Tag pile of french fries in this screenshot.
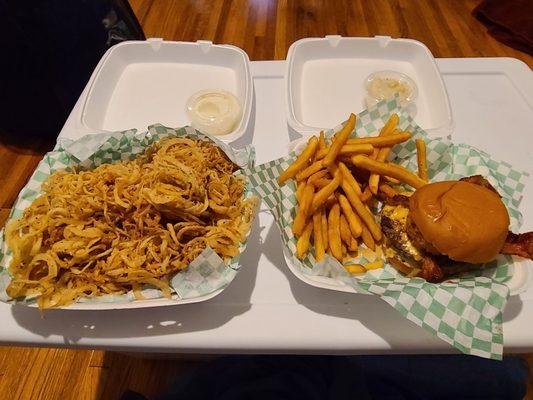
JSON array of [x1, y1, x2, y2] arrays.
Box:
[[278, 113, 429, 274]]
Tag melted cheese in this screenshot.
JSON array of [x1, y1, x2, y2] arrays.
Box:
[[385, 247, 396, 259], [383, 204, 423, 261]]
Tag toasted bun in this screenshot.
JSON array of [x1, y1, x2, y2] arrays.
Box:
[[409, 181, 509, 264]]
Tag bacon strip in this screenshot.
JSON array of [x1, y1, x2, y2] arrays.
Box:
[[420, 256, 444, 282], [383, 194, 410, 208], [459, 175, 501, 196], [501, 232, 533, 259]]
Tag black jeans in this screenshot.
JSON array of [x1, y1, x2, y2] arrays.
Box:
[[121, 354, 528, 400]]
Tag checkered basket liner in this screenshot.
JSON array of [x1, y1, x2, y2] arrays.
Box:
[[245, 98, 529, 359], [0, 125, 257, 305]]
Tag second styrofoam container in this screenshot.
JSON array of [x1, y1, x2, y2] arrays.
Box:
[[286, 35, 453, 136], [79, 39, 253, 143], [285, 136, 531, 296]]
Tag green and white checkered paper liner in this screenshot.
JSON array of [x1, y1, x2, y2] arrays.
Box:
[[0, 125, 257, 306], [245, 98, 529, 359]]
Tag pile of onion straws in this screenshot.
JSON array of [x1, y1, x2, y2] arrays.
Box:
[[5, 137, 257, 309]]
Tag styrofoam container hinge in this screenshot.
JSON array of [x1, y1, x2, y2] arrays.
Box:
[[375, 35, 392, 47], [197, 40, 213, 53], [147, 37, 163, 50], [325, 35, 342, 47]]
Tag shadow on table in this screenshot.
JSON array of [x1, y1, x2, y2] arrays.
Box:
[[261, 223, 438, 349], [10, 217, 263, 344], [261, 222, 524, 349], [504, 295, 523, 323]]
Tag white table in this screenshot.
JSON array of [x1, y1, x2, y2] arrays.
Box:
[[1, 59, 532, 354]]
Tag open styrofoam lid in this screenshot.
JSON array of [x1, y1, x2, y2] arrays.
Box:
[[81, 39, 253, 143], [286, 36, 453, 136]]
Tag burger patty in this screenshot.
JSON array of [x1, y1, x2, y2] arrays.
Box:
[[381, 204, 422, 263], [381, 203, 445, 282], [406, 215, 440, 255]]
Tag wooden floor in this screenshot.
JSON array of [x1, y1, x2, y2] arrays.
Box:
[[1, 1, 532, 399]]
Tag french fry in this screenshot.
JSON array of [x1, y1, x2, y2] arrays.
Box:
[[349, 236, 359, 252], [345, 264, 366, 274], [325, 160, 339, 178], [328, 203, 343, 261], [315, 146, 329, 160], [321, 208, 328, 250], [323, 113, 356, 167], [364, 259, 383, 270], [296, 160, 324, 181], [379, 113, 399, 136], [361, 224, 376, 250], [296, 180, 307, 203], [351, 155, 427, 189], [292, 184, 314, 236], [388, 257, 412, 275], [338, 162, 362, 196], [318, 144, 372, 161], [368, 128, 399, 194], [310, 169, 342, 213], [416, 139, 429, 182], [345, 132, 411, 147], [325, 194, 337, 208], [307, 169, 329, 185], [337, 194, 363, 238], [318, 131, 327, 151], [338, 144, 374, 156], [312, 178, 333, 189], [360, 187, 373, 202], [383, 175, 400, 184], [342, 243, 347, 258], [279, 136, 319, 184], [340, 214, 352, 245], [313, 131, 326, 162], [378, 183, 398, 198], [296, 222, 313, 259], [338, 155, 354, 164], [340, 180, 382, 242], [312, 210, 325, 261], [301, 184, 315, 213]]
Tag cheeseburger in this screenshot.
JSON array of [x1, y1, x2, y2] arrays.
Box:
[[381, 175, 533, 282]]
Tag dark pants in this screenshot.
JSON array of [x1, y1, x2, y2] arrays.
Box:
[[121, 355, 528, 400]]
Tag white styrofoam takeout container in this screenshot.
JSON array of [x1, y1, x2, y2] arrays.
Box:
[[77, 39, 253, 143], [285, 136, 532, 296], [19, 39, 254, 309], [286, 35, 453, 137]]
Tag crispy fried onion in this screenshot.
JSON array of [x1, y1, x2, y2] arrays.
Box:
[[5, 137, 258, 309]]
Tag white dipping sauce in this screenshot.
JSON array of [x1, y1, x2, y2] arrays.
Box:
[[186, 89, 242, 136], [365, 71, 418, 112]]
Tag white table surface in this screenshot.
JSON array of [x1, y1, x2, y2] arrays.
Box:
[[1, 59, 532, 354]]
